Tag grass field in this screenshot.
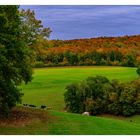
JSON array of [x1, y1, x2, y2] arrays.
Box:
[[1, 108, 140, 135], [0, 66, 140, 135], [21, 66, 137, 111], [47, 111, 140, 135]]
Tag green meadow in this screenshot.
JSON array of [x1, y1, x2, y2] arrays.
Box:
[[1, 110, 140, 135], [22, 66, 137, 111], [1, 66, 140, 135]]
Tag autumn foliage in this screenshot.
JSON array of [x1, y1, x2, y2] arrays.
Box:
[[33, 35, 140, 67]]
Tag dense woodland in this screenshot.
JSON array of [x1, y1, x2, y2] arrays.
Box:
[[34, 35, 140, 67]]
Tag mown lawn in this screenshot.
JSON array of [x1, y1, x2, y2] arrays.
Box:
[[21, 66, 137, 111]]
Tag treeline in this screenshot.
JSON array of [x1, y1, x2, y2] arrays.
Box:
[[64, 76, 140, 117], [33, 35, 140, 67]]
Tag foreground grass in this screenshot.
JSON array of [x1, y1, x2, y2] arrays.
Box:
[[0, 107, 49, 135], [1, 108, 140, 135], [47, 111, 140, 135], [21, 66, 137, 111]]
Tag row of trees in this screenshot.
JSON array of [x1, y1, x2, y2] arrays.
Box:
[[32, 35, 140, 67], [64, 76, 140, 116], [37, 48, 137, 67]]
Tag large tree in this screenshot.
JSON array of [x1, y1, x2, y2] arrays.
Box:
[[0, 6, 32, 117], [19, 8, 52, 63]]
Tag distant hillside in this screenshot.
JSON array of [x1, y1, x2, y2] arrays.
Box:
[[34, 35, 140, 67], [49, 34, 140, 48]]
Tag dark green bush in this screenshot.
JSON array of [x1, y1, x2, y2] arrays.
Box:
[[136, 66, 140, 76], [33, 61, 45, 68], [64, 83, 85, 113], [64, 76, 140, 117]]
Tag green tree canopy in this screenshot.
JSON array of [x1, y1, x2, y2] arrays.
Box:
[[0, 6, 33, 117], [136, 66, 140, 76], [19, 9, 52, 46]]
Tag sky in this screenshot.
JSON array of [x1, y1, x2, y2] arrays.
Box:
[[20, 5, 140, 40]]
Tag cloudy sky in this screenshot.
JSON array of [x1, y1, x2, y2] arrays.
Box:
[[20, 5, 140, 40]]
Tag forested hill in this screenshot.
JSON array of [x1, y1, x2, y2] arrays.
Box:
[[34, 35, 140, 67], [49, 35, 140, 48]]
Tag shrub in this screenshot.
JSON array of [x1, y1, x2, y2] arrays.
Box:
[[64, 83, 84, 113], [136, 66, 140, 76], [134, 101, 140, 114], [64, 76, 140, 117], [108, 102, 121, 115], [122, 105, 135, 116], [33, 61, 45, 68], [85, 98, 96, 115]]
